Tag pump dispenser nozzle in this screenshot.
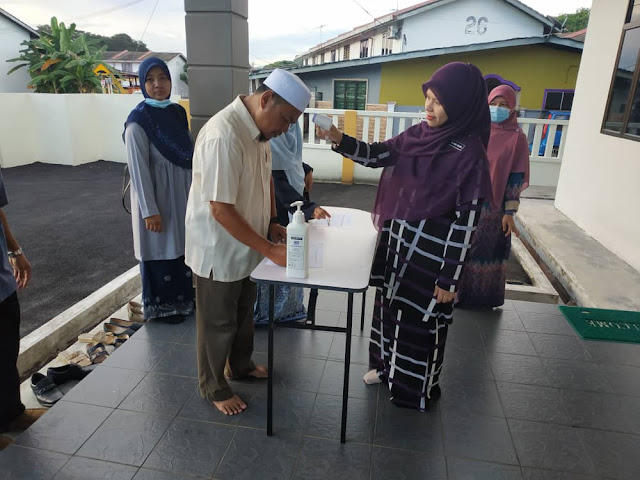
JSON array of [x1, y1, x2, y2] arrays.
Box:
[[290, 201, 305, 224]]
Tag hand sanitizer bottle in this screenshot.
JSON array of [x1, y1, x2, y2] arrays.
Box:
[[286, 201, 308, 279], [312, 113, 333, 131]]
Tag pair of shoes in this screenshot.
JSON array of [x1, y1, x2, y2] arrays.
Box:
[[30, 373, 63, 407], [86, 342, 112, 364], [109, 317, 143, 331], [104, 322, 136, 337], [78, 331, 116, 345], [128, 300, 143, 315], [46, 364, 97, 385], [58, 350, 92, 367]]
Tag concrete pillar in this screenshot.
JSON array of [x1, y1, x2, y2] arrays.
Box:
[[184, 0, 249, 137]]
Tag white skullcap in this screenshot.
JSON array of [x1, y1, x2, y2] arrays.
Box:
[[263, 68, 311, 113]]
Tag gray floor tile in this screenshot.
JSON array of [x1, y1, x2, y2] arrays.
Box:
[[328, 334, 371, 365], [512, 301, 561, 316], [508, 419, 596, 475], [441, 346, 494, 381], [521, 467, 600, 479], [0, 445, 70, 480], [442, 412, 518, 465], [77, 409, 172, 467], [292, 436, 372, 480], [375, 400, 443, 455], [151, 343, 197, 378], [131, 319, 191, 344], [597, 363, 640, 396], [269, 328, 335, 359], [489, 352, 552, 387], [482, 330, 537, 356], [305, 393, 376, 443], [319, 361, 379, 400], [52, 457, 137, 480], [238, 388, 316, 433], [579, 428, 640, 480], [142, 418, 235, 478], [371, 447, 447, 480], [14, 401, 112, 455], [497, 382, 571, 425], [177, 383, 261, 426], [214, 429, 301, 480], [119, 373, 197, 417], [446, 321, 485, 350], [519, 312, 576, 336], [583, 341, 640, 367], [307, 308, 342, 328], [336, 312, 373, 337], [133, 469, 206, 480], [62, 365, 146, 408], [501, 300, 517, 311], [271, 354, 326, 393], [542, 358, 614, 393], [447, 457, 524, 479], [105, 338, 171, 372], [440, 377, 504, 417], [311, 290, 351, 312], [474, 309, 527, 333], [559, 389, 640, 434], [175, 323, 197, 345], [529, 333, 591, 361]]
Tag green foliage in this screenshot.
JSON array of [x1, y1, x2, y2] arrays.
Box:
[[556, 7, 590, 32], [37, 25, 148, 52], [263, 60, 298, 69], [179, 63, 188, 85], [8, 17, 106, 93]]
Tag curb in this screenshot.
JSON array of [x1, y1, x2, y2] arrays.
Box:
[[17, 266, 141, 380], [507, 235, 559, 304]]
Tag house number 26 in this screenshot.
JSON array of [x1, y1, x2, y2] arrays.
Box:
[[465, 16, 488, 35]]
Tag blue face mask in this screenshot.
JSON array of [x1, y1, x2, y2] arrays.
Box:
[[489, 105, 511, 123], [145, 98, 172, 108]]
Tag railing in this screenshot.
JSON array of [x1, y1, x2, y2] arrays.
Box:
[[301, 108, 570, 186]]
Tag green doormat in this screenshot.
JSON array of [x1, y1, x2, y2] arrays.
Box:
[[558, 306, 640, 343]]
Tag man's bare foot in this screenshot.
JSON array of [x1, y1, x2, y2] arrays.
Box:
[[213, 395, 247, 415], [249, 365, 268, 379]]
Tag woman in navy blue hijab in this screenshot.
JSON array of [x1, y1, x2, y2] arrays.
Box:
[[123, 57, 194, 323]]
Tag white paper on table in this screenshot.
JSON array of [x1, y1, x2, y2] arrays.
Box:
[[308, 214, 354, 228]]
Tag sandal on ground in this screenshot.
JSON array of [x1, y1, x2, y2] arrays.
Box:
[[78, 331, 116, 344], [109, 317, 143, 331], [114, 334, 129, 348], [86, 342, 110, 364], [58, 350, 93, 367], [128, 300, 143, 314], [104, 323, 136, 336]]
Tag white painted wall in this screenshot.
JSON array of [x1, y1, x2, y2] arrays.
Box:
[[555, 0, 640, 272], [402, 0, 544, 52], [0, 93, 179, 168], [0, 16, 34, 93]]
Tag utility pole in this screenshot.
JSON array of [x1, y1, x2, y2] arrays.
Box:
[[314, 24, 327, 43]]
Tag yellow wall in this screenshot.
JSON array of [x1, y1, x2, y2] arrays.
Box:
[[379, 45, 582, 110]]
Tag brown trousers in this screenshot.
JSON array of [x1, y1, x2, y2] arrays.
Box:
[[195, 274, 257, 402]]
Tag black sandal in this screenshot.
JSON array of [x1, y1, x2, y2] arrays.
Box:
[[86, 342, 110, 364]]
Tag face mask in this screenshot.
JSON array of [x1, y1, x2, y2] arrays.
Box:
[[145, 98, 172, 108], [489, 105, 511, 123]]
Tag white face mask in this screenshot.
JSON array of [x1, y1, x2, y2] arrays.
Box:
[[489, 105, 511, 123]]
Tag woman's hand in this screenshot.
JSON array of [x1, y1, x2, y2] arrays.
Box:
[[502, 215, 516, 237], [434, 286, 456, 304], [10, 254, 31, 289], [145, 214, 162, 233], [313, 207, 331, 220], [316, 125, 343, 145]]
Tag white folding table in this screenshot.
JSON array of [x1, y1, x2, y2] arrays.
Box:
[[250, 206, 378, 443]]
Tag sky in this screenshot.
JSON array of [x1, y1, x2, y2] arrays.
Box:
[[2, 0, 593, 66]]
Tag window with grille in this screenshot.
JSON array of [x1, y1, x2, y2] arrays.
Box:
[[334, 80, 367, 110], [343, 45, 350, 60], [543, 90, 574, 111], [360, 39, 370, 58], [381, 33, 393, 55], [602, 0, 640, 138]]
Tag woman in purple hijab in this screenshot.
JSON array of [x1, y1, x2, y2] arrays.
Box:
[[318, 62, 492, 411]]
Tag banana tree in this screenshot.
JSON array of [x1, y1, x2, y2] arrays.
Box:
[[7, 17, 106, 93]]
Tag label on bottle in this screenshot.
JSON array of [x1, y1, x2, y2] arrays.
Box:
[[287, 236, 305, 269]]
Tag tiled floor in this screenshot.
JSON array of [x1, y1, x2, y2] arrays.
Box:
[[2, 292, 640, 479]]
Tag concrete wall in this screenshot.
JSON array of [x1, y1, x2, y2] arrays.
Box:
[[379, 44, 581, 109], [0, 93, 180, 167], [0, 16, 34, 93], [402, 0, 544, 52], [555, 0, 640, 272]]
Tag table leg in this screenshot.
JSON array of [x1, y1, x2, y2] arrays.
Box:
[[360, 290, 366, 331], [341, 292, 354, 443], [306, 288, 318, 325], [267, 284, 275, 436]]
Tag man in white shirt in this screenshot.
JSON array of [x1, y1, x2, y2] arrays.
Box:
[[185, 69, 311, 415]]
